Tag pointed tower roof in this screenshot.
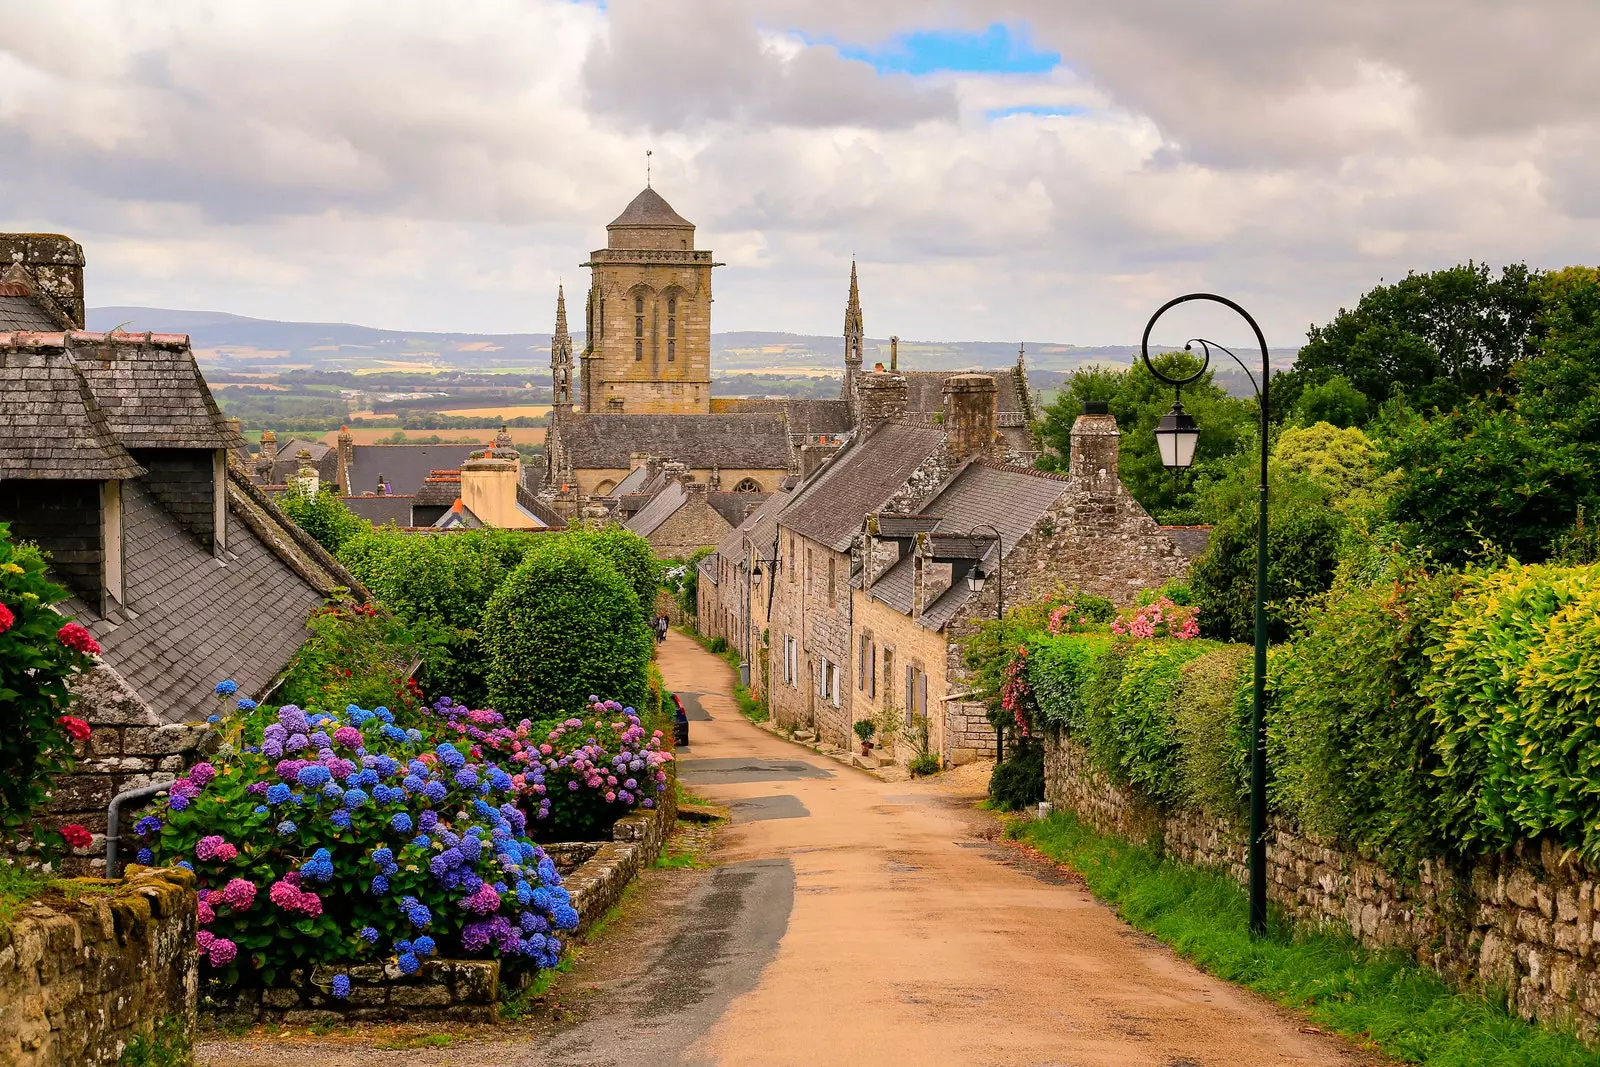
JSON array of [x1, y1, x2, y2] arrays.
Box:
[[608, 187, 694, 231], [552, 284, 571, 356], [845, 259, 864, 339]]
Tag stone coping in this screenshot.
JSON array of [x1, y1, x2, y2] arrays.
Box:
[[1, 866, 198, 1067], [210, 791, 680, 1024]]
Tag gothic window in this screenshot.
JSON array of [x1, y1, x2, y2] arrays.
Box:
[[732, 477, 762, 492], [668, 340, 675, 361], [635, 340, 643, 361], [666, 295, 677, 361], [634, 294, 644, 314]]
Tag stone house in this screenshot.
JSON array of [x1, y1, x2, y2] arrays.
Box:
[[0, 232, 368, 868], [623, 473, 769, 559], [851, 408, 1194, 768], [696, 487, 791, 696]]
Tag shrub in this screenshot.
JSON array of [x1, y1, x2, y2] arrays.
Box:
[[136, 699, 579, 985], [1190, 487, 1344, 643], [422, 696, 672, 843], [853, 719, 876, 743], [281, 485, 370, 556], [1107, 641, 1217, 806], [988, 740, 1045, 811], [908, 752, 940, 777], [708, 636, 727, 654], [1171, 646, 1252, 821], [1046, 592, 1116, 635], [566, 525, 661, 616], [275, 603, 428, 716], [1026, 633, 1112, 731], [482, 541, 653, 722], [1111, 596, 1199, 641], [0, 523, 100, 863]]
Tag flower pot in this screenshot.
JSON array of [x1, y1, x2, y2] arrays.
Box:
[[860, 741, 873, 756]]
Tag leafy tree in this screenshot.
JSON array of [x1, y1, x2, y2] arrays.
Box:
[[281, 485, 370, 556], [1036, 353, 1256, 521], [482, 541, 654, 722], [1293, 374, 1367, 428], [1273, 422, 1394, 514], [1281, 262, 1538, 420]]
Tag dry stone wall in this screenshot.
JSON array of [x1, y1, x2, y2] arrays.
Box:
[[0, 867, 197, 1067], [1044, 733, 1600, 1038]]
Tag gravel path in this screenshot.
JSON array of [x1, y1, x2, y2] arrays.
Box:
[[198, 632, 1384, 1066]]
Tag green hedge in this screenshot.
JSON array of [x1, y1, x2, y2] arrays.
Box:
[[1005, 558, 1600, 870]]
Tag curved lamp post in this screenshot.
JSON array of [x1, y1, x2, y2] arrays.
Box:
[[964, 522, 1005, 763], [1140, 293, 1271, 937]]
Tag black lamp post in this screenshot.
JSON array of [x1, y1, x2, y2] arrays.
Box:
[[965, 522, 1004, 763], [1140, 293, 1271, 937]]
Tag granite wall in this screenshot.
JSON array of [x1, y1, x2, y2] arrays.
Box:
[[1045, 733, 1600, 1038], [0, 866, 198, 1067]]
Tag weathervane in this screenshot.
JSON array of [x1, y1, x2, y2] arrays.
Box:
[[646, 149, 653, 188]]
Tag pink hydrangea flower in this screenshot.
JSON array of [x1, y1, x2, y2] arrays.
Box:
[[195, 835, 237, 862], [188, 762, 217, 788], [206, 937, 237, 966], [221, 878, 257, 910]]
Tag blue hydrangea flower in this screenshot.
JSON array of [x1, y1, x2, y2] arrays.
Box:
[[134, 815, 163, 836], [236, 698, 257, 711], [207, 715, 220, 724], [397, 952, 420, 975], [553, 904, 580, 930], [322, 781, 345, 800], [372, 847, 395, 868], [176, 860, 193, 871], [402, 774, 425, 793], [359, 926, 379, 944], [412, 935, 436, 957], [277, 820, 298, 836], [405, 728, 423, 743], [253, 805, 268, 814], [390, 812, 413, 834], [267, 783, 291, 805], [423, 781, 447, 803], [214, 679, 238, 696], [343, 788, 369, 810], [296, 765, 331, 789], [404, 903, 431, 928], [370, 874, 390, 894], [330, 809, 352, 828], [331, 974, 350, 999], [435, 743, 466, 769], [382, 725, 408, 742], [300, 848, 334, 883], [412, 834, 431, 849], [309, 731, 332, 749], [376, 706, 394, 724], [395, 938, 413, 954], [136, 848, 154, 864]]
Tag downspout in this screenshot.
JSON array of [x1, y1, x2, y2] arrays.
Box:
[[105, 781, 170, 878]]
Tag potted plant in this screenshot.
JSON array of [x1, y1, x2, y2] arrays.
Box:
[[853, 718, 876, 756]]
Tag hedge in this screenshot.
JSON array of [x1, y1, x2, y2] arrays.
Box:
[[1006, 559, 1600, 870]]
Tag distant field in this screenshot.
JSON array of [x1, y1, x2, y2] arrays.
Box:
[[434, 404, 551, 419], [319, 427, 547, 446], [211, 381, 288, 391]]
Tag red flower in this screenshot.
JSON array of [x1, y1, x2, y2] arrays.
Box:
[[58, 715, 91, 742], [57, 622, 101, 656], [0, 602, 13, 635], [60, 824, 92, 849]]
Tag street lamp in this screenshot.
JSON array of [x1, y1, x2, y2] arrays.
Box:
[[967, 522, 1004, 763], [1140, 293, 1271, 937]]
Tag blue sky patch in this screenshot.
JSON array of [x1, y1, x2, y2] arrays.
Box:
[[833, 23, 1060, 76], [985, 104, 1087, 120]]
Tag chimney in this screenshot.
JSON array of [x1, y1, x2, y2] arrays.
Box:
[[336, 426, 355, 494], [495, 424, 513, 450], [855, 370, 908, 439], [630, 450, 650, 472], [293, 448, 320, 496], [1070, 402, 1121, 492], [461, 448, 538, 528], [663, 461, 691, 485], [889, 335, 899, 371], [0, 233, 86, 327], [685, 480, 709, 503], [941, 373, 999, 463], [257, 429, 278, 480], [798, 441, 838, 480]]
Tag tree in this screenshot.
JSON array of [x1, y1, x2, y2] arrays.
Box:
[[1036, 353, 1256, 522], [1293, 374, 1367, 428], [1273, 422, 1394, 514], [1281, 262, 1539, 420], [281, 485, 370, 556], [482, 540, 654, 722]]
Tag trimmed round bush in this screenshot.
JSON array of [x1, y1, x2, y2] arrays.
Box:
[[482, 541, 654, 722], [566, 526, 661, 616]]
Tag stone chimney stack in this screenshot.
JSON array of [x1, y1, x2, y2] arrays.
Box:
[[855, 370, 908, 439], [630, 450, 650, 472], [293, 449, 319, 496], [257, 430, 278, 479], [663, 460, 691, 485], [798, 441, 837, 480], [941, 373, 999, 463], [336, 426, 355, 494], [911, 533, 930, 620], [0, 234, 85, 327], [1070, 401, 1121, 494], [461, 448, 538, 528]]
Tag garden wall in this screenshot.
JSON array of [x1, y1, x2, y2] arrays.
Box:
[[1045, 733, 1600, 1038], [0, 866, 198, 1067]]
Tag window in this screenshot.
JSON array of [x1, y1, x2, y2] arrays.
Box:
[[806, 547, 814, 593], [857, 634, 868, 691], [904, 665, 928, 727], [634, 340, 643, 361], [882, 647, 895, 706], [733, 477, 762, 492], [828, 555, 836, 604], [820, 657, 840, 707], [635, 294, 644, 314], [869, 642, 877, 699], [668, 340, 675, 362], [668, 296, 677, 316], [783, 635, 798, 687]]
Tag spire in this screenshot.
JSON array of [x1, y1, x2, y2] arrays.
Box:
[[844, 258, 864, 353], [551, 284, 574, 409]]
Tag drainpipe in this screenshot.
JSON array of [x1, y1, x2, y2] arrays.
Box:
[[105, 781, 169, 878]]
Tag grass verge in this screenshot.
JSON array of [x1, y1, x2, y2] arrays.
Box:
[[1015, 811, 1600, 1067], [680, 625, 769, 723]]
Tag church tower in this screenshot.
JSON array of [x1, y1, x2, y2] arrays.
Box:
[[580, 187, 718, 414], [842, 258, 865, 407], [551, 284, 574, 412]]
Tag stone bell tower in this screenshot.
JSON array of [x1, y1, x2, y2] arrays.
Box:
[[580, 187, 719, 414]]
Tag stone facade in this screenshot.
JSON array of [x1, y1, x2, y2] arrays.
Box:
[[1044, 734, 1600, 1038], [0, 866, 198, 1067], [849, 588, 951, 761], [768, 527, 857, 746], [47, 667, 217, 876]]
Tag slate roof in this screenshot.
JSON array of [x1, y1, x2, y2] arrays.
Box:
[[65, 478, 336, 723], [783, 399, 853, 438], [608, 188, 694, 231], [868, 460, 1070, 630], [342, 494, 414, 526], [711, 487, 791, 568], [903, 370, 1027, 423], [611, 464, 652, 498], [779, 422, 946, 553], [0, 290, 59, 331], [516, 485, 567, 529], [0, 346, 146, 479], [69, 335, 243, 450], [413, 471, 462, 508], [556, 413, 793, 471], [348, 445, 480, 498], [708, 492, 769, 528], [1161, 525, 1213, 560], [266, 439, 336, 486], [625, 482, 687, 538]]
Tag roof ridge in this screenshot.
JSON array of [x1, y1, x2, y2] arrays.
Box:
[[973, 456, 1071, 481]]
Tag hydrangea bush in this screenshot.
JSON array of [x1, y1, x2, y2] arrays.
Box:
[[136, 698, 580, 985], [423, 696, 673, 842]]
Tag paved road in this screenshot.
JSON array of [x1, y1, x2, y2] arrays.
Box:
[[199, 632, 1379, 1067]]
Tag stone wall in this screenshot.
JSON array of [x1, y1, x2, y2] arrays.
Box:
[[565, 774, 678, 934], [49, 666, 217, 876], [0, 866, 198, 1067], [1044, 733, 1600, 1037]]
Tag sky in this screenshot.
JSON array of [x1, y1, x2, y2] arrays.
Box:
[[2, 1, 1598, 347]]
